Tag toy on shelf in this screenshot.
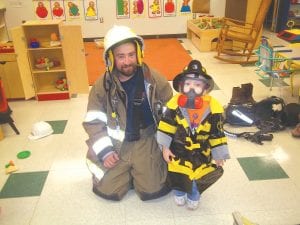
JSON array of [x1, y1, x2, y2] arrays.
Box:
[[29, 38, 40, 48], [55, 77, 68, 91], [35, 57, 54, 70], [35, 57, 61, 70], [50, 32, 61, 47], [5, 160, 18, 174]]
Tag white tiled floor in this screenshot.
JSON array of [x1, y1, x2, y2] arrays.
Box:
[[0, 31, 300, 225]]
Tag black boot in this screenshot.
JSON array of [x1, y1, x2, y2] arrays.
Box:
[[230, 87, 244, 105], [241, 83, 256, 104]]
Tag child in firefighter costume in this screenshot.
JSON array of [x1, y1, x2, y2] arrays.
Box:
[[157, 60, 230, 210]]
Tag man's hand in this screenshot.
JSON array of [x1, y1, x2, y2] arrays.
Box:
[[162, 147, 175, 163], [103, 152, 119, 168]]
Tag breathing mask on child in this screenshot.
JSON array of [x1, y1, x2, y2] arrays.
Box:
[[173, 60, 214, 109], [177, 76, 208, 109]]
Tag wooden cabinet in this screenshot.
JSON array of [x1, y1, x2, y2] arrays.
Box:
[[0, 8, 8, 44], [11, 20, 89, 101], [0, 8, 34, 99], [0, 53, 34, 99]]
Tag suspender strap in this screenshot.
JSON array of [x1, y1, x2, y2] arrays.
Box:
[[125, 68, 145, 142]]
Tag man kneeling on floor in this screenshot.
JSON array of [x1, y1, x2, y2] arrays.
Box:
[[82, 25, 173, 201]]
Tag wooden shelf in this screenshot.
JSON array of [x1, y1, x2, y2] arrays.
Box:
[[31, 68, 66, 74], [28, 46, 62, 51], [11, 20, 89, 101]]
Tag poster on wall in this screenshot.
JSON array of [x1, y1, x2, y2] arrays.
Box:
[[64, 0, 83, 20], [178, 0, 192, 15], [148, 0, 162, 18], [83, 0, 99, 20], [50, 0, 66, 20], [116, 0, 130, 19], [33, 0, 52, 20], [163, 0, 176, 17], [131, 0, 145, 18]]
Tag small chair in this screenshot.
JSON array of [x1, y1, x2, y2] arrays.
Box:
[[0, 79, 20, 135], [215, 0, 272, 64]]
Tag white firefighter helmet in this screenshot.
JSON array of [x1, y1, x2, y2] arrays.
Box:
[[103, 25, 144, 70]]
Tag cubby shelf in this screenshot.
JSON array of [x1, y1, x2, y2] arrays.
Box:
[[11, 20, 89, 101]]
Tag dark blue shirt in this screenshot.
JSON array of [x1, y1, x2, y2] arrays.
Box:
[[121, 74, 155, 135]]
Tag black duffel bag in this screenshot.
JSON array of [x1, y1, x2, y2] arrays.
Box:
[[225, 96, 286, 132]]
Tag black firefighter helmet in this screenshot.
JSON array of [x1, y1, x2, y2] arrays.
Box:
[[173, 60, 214, 93]]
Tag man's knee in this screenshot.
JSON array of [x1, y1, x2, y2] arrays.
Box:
[[136, 184, 171, 201], [92, 186, 124, 201], [92, 176, 130, 201]]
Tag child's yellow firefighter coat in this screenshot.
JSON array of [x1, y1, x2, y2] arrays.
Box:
[[157, 94, 230, 194]]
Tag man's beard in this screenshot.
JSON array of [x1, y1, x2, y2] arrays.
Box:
[[117, 64, 137, 77]]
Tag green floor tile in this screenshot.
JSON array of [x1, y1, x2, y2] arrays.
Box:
[[237, 156, 289, 181], [259, 78, 289, 87], [46, 120, 68, 134], [0, 171, 49, 198]]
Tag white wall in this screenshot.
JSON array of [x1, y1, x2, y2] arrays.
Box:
[[3, 0, 225, 39]]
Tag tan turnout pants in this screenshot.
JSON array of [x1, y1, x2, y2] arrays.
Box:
[[92, 126, 169, 201]]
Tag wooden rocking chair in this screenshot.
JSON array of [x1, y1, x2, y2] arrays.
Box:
[[214, 0, 272, 64]]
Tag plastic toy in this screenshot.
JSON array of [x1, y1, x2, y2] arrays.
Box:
[[5, 160, 18, 174], [35, 57, 54, 70], [55, 77, 68, 91], [30, 38, 40, 48], [50, 32, 61, 47], [17, 150, 31, 159]]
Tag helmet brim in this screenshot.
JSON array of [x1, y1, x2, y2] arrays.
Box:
[[173, 71, 214, 93]]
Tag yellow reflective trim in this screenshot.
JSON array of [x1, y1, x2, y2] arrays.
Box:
[[193, 164, 215, 180], [202, 95, 211, 102], [167, 94, 180, 110], [196, 135, 209, 140], [209, 137, 227, 146], [196, 122, 211, 133], [176, 115, 189, 129], [168, 159, 216, 180], [185, 137, 200, 150], [168, 159, 193, 177], [158, 121, 177, 134], [210, 97, 224, 113], [201, 148, 211, 157], [184, 161, 193, 169]]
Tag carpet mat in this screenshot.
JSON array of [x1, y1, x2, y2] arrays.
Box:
[[84, 38, 192, 85]]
